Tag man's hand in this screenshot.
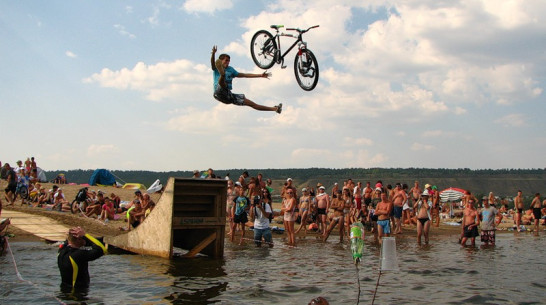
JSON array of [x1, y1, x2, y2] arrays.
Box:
[[212, 45, 217, 54], [262, 71, 271, 79], [69, 226, 86, 238]]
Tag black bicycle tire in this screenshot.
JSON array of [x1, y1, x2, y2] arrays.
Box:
[[250, 30, 277, 69], [294, 49, 319, 91], [19, 185, 28, 200]]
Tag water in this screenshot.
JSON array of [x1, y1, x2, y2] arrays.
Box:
[[1, 233, 544, 305]]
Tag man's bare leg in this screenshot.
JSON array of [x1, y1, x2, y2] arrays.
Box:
[[243, 99, 282, 113]]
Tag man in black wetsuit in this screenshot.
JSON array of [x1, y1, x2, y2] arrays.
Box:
[[58, 227, 106, 290]]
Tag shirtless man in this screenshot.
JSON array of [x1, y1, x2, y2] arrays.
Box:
[[238, 171, 249, 192], [461, 199, 480, 246], [246, 177, 262, 203], [363, 182, 373, 207], [315, 186, 330, 236], [323, 190, 345, 242], [409, 181, 421, 207], [354, 182, 363, 211], [530, 193, 541, 234], [414, 190, 431, 244], [375, 191, 393, 245], [431, 185, 441, 227], [295, 188, 312, 235], [514, 190, 524, 232], [392, 183, 407, 234]]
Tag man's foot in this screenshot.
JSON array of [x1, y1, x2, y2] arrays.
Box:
[[276, 103, 282, 114], [215, 59, 227, 88]]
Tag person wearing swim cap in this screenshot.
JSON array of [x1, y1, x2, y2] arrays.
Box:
[[58, 226, 106, 291]]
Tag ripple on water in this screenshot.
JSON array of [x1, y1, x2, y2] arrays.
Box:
[[2, 233, 544, 304]]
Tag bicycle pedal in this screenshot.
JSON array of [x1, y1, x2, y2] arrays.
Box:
[[281, 65, 287, 69]]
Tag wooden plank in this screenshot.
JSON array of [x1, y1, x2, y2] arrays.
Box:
[[172, 217, 225, 227], [2, 210, 69, 242], [182, 232, 217, 258]]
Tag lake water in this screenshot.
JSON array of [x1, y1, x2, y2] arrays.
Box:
[[1, 232, 544, 305]]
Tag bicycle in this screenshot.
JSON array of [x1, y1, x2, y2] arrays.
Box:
[[250, 25, 319, 91]]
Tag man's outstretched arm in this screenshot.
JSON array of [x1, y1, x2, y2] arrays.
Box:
[[211, 45, 217, 70]]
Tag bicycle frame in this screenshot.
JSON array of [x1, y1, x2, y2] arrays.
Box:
[[271, 25, 318, 66]]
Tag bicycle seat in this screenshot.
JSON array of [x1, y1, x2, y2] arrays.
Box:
[[270, 25, 284, 30]]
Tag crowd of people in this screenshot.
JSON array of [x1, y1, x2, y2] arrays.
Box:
[[0, 158, 156, 230], [211, 171, 546, 248]]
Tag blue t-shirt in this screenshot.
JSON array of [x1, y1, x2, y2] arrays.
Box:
[[213, 66, 238, 90], [234, 196, 249, 216]]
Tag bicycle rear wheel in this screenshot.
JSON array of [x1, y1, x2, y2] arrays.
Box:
[[250, 30, 277, 69], [294, 49, 319, 91]]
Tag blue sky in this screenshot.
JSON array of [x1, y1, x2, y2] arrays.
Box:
[[1, 0, 545, 171]]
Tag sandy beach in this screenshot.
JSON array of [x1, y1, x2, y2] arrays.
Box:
[[1, 179, 527, 245]]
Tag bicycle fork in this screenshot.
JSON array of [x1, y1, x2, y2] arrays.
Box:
[[297, 42, 313, 77]]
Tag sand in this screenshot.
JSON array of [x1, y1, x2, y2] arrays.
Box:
[[1, 179, 524, 244]]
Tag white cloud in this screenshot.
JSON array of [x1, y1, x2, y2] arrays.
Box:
[[182, 0, 233, 14], [411, 143, 436, 152], [65, 51, 77, 58], [114, 24, 136, 39], [83, 60, 210, 102], [87, 144, 119, 156], [343, 137, 373, 147], [494, 113, 527, 127]]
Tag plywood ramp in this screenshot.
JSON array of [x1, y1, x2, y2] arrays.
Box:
[[104, 177, 226, 259], [2, 210, 69, 242]]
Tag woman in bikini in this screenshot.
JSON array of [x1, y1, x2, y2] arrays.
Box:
[[414, 190, 431, 244], [226, 180, 237, 236], [282, 189, 297, 247], [342, 188, 354, 239], [295, 188, 312, 235]]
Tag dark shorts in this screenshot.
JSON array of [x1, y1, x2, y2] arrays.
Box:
[[364, 198, 371, 206], [517, 208, 523, 214], [533, 208, 541, 220], [5, 183, 16, 194], [393, 206, 403, 219], [213, 86, 245, 106], [480, 230, 495, 244], [463, 225, 479, 238], [317, 208, 327, 215], [233, 213, 248, 224]]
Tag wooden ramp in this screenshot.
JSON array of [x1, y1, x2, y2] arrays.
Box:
[[105, 177, 226, 259], [2, 210, 69, 242]]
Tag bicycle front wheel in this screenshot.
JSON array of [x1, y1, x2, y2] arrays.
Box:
[[294, 49, 319, 91], [250, 30, 277, 69]]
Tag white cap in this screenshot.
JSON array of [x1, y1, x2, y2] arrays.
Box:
[[319, 186, 326, 190], [287, 178, 293, 182]]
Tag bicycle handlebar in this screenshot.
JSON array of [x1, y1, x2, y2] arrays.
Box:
[[286, 25, 320, 33]]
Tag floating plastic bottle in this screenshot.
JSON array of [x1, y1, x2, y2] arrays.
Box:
[[350, 222, 365, 264]]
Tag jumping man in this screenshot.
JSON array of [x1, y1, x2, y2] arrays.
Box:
[[211, 46, 282, 114]]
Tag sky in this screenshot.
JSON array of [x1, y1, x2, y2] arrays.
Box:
[[1, 0, 545, 172]]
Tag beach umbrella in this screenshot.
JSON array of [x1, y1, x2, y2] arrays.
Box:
[[439, 187, 465, 203]]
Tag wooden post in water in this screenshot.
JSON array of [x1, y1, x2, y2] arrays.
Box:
[[105, 177, 226, 258]]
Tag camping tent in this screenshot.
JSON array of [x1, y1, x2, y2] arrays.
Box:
[[89, 169, 117, 186], [36, 167, 47, 182]]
